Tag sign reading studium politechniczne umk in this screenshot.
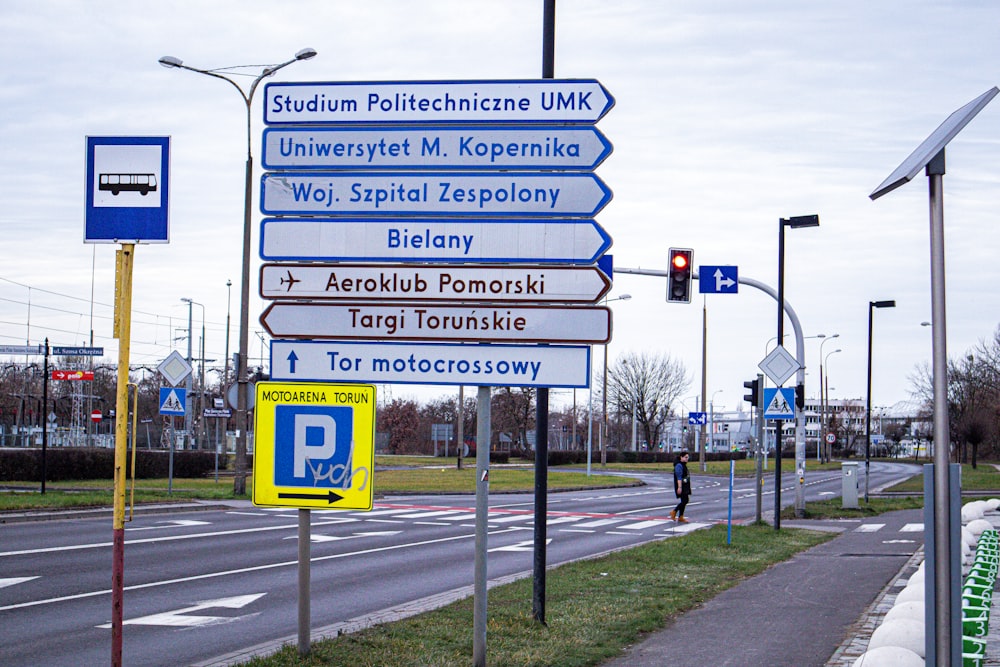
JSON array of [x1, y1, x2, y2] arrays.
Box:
[[259, 79, 615, 385]]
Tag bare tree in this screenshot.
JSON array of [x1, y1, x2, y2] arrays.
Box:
[[605, 350, 690, 449]]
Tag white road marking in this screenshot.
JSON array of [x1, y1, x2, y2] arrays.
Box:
[[901, 523, 924, 532], [97, 593, 266, 628], [0, 576, 38, 589], [855, 524, 885, 533]]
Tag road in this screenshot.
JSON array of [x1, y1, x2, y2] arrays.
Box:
[[0, 460, 918, 666]]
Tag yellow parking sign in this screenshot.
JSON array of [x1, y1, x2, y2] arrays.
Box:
[[252, 381, 376, 510]]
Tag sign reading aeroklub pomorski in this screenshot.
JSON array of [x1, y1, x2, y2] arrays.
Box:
[[259, 303, 611, 344], [260, 171, 611, 217], [263, 80, 615, 125]]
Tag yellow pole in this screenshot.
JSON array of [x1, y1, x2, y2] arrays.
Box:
[[111, 243, 134, 667]]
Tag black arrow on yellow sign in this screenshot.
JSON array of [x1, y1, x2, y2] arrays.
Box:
[[278, 490, 344, 504]]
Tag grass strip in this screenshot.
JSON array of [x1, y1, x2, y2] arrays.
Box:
[[237, 524, 831, 667]]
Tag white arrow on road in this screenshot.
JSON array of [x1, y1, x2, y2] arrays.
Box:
[[714, 268, 736, 291], [126, 519, 211, 532], [97, 593, 266, 628], [489, 539, 552, 553], [283, 530, 401, 543], [0, 577, 38, 590]]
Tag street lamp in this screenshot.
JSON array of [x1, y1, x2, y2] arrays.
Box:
[[821, 347, 841, 462], [160, 48, 317, 495], [600, 293, 631, 465], [708, 389, 723, 454], [865, 299, 895, 501], [181, 298, 205, 449], [774, 214, 819, 530], [818, 333, 840, 461], [224, 280, 232, 388]]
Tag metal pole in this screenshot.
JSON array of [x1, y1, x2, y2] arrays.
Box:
[[298, 508, 311, 656], [185, 298, 193, 449], [473, 386, 491, 667], [41, 339, 48, 494], [865, 302, 873, 502], [754, 373, 764, 523], [235, 150, 252, 496], [700, 301, 707, 471], [601, 341, 608, 466], [928, 149, 955, 666], [774, 220, 785, 531]]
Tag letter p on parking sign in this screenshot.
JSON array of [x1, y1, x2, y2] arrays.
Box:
[[253, 382, 376, 510]]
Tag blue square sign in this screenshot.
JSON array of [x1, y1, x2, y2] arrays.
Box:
[[273, 405, 354, 488], [85, 136, 170, 243]]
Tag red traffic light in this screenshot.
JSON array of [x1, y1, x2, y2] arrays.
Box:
[[667, 248, 693, 303], [671, 253, 689, 270]]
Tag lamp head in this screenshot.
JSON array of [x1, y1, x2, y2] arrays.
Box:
[[295, 48, 318, 61], [181, 297, 192, 304], [781, 214, 820, 228], [872, 300, 896, 309], [158, 56, 183, 68]]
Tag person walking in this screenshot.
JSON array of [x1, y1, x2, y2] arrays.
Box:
[[669, 450, 691, 523]]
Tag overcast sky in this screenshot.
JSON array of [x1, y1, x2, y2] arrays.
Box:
[[1, 0, 998, 417]]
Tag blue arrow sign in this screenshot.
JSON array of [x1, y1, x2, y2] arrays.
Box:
[[698, 265, 738, 294], [688, 411, 707, 425], [259, 218, 612, 264], [261, 125, 612, 171], [260, 172, 612, 217], [264, 79, 615, 125]]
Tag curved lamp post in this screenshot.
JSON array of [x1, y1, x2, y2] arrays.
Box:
[[159, 48, 317, 494], [599, 294, 631, 464], [817, 334, 840, 461], [821, 347, 841, 462], [866, 299, 895, 501]]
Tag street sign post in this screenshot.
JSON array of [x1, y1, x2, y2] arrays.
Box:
[[0, 345, 44, 355], [159, 387, 187, 416], [260, 302, 611, 344], [252, 381, 376, 510], [260, 171, 612, 217], [758, 345, 800, 386], [264, 79, 615, 125], [262, 125, 612, 171], [688, 411, 707, 425], [260, 218, 612, 264], [260, 263, 611, 303], [269, 340, 590, 387]]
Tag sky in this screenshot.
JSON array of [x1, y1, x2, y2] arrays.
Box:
[[1, 0, 999, 417]]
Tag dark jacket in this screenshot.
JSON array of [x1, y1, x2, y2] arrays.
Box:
[[673, 458, 691, 498]]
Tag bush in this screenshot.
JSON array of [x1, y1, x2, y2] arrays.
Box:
[[0, 448, 227, 481]]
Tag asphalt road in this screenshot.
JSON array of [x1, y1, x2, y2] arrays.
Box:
[[0, 460, 919, 666]]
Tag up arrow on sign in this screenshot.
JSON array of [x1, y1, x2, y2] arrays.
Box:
[[698, 265, 738, 294]]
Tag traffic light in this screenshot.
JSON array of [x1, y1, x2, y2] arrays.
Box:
[[795, 383, 804, 410], [743, 378, 759, 406], [667, 248, 693, 303]]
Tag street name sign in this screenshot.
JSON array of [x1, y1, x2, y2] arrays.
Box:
[[259, 302, 611, 344], [52, 346, 104, 356], [0, 345, 44, 355], [261, 125, 612, 171], [260, 171, 612, 217], [252, 381, 376, 511], [85, 136, 170, 244], [259, 218, 612, 264], [259, 263, 611, 303], [264, 79, 615, 125], [698, 265, 738, 294], [269, 340, 591, 387], [203, 408, 232, 418]]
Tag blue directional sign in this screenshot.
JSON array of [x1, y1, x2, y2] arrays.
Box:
[[698, 265, 738, 294], [688, 411, 707, 425], [260, 171, 612, 217], [264, 79, 615, 125], [85, 136, 170, 243], [259, 218, 612, 264], [763, 388, 795, 420], [261, 125, 613, 171], [52, 346, 104, 356], [159, 387, 187, 416]]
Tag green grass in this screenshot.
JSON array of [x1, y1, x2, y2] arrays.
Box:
[[882, 461, 1000, 493], [781, 494, 926, 520], [236, 524, 832, 667]]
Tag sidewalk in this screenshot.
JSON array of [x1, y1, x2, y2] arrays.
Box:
[[601, 509, 926, 667]]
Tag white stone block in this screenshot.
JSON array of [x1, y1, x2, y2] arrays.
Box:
[[851, 645, 925, 666], [868, 618, 925, 658]]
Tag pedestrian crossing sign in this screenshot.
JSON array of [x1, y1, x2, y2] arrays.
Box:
[[159, 387, 187, 416], [763, 387, 795, 420]]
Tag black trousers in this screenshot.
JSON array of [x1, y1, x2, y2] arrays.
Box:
[[674, 494, 689, 516]]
